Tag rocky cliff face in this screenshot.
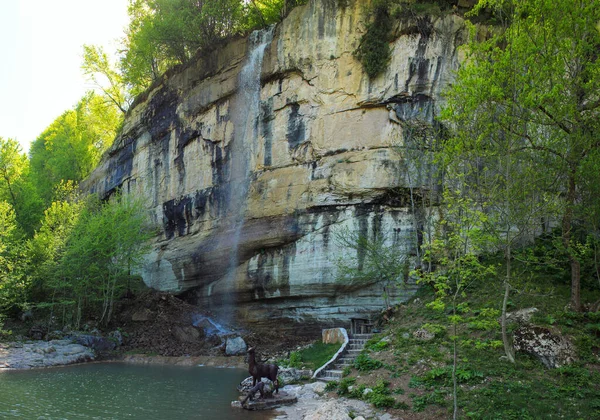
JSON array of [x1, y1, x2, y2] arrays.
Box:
[[83, 0, 466, 334]]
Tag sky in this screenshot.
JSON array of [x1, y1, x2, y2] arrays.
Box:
[[0, 0, 130, 153]]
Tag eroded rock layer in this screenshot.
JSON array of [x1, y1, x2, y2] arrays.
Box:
[[83, 0, 466, 332]]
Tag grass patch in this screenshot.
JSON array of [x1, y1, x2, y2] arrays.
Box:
[[283, 341, 341, 371]]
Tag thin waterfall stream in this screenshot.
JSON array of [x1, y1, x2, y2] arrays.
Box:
[[209, 26, 275, 326]]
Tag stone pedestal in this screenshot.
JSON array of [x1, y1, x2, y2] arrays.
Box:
[[232, 391, 298, 410]]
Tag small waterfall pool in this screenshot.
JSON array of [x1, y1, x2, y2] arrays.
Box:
[[0, 363, 272, 419]]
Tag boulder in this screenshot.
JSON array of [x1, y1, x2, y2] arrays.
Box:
[[304, 400, 352, 420], [278, 367, 312, 384], [109, 330, 124, 346], [307, 381, 327, 395], [29, 326, 45, 340], [72, 334, 116, 353], [172, 326, 202, 343], [131, 308, 153, 322], [322, 328, 346, 344], [502, 308, 538, 326], [513, 325, 575, 368], [413, 329, 435, 341], [225, 336, 247, 355]]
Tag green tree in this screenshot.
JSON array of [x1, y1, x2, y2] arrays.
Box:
[[119, 0, 293, 95], [0, 201, 29, 315], [419, 190, 495, 420], [445, 0, 600, 311], [27, 189, 84, 305], [29, 92, 120, 205], [48, 193, 153, 327], [0, 137, 27, 215], [82, 44, 131, 114], [0, 137, 42, 235]]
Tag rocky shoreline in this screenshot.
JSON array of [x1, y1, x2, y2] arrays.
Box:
[[272, 382, 395, 420], [0, 339, 95, 369]]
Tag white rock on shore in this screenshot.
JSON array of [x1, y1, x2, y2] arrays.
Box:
[[0, 340, 95, 369], [273, 382, 396, 420]]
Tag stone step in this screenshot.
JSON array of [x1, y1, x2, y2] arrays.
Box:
[[316, 376, 339, 382], [351, 334, 373, 340], [347, 343, 364, 350], [334, 364, 352, 369], [346, 349, 362, 355], [321, 370, 343, 379]]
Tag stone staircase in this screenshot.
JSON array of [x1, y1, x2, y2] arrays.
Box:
[[317, 333, 373, 382]]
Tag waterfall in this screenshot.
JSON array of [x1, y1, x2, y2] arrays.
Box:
[[210, 26, 274, 326]]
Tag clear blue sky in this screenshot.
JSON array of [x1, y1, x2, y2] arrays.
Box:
[[0, 0, 129, 153]]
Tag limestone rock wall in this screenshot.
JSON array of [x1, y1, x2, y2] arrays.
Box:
[[83, 0, 466, 333]]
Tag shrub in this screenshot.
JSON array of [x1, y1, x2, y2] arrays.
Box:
[[337, 377, 356, 396], [367, 380, 395, 408], [354, 353, 383, 371], [354, 0, 393, 78], [325, 380, 339, 392], [366, 338, 390, 352], [288, 351, 302, 368]]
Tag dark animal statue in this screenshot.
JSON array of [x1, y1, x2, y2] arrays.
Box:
[[247, 347, 279, 394], [240, 381, 272, 407]]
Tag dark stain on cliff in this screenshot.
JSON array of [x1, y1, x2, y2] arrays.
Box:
[[200, 140, 231, 217], [317, 0, 338, 39], [103, 138, 136, 197], [260, 98, 274, 167], [144, 87, 179, 143], [287, 102, 306, 150], [405, 17, 433, 93], [174, 126, 202, 184], [247, 245, 294, 300], [163, 195, 194, 239]]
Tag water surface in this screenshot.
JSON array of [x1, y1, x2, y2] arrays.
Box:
[[0, 363, 271, 419]]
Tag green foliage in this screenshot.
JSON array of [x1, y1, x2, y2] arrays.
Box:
[[82, 45, 131, 114], [421, 366, 483, 386], [337, 377, 356, 396], [354, 0, 393, 78], [353, 353, 383, 372], [445, 0, 600, 311], [368, 391, 396, 408], [324, 380, 339, 392], [0, 137, 42, 235], [0, 201, 29, 314], [365, 338, 389, 352], [411, 389, 447, 412], [281, 341, 340, 370], [421, 323, 446, 336], [468, 308, 500, 331], [342, 366, 352, 377], [287, 351, 302, 368], [29, 93, 121, 207], [120, 0, 298, 95], [43, 193, 154, 327]]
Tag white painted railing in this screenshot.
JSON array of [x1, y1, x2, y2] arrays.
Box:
[[312, 328, 349, 379]]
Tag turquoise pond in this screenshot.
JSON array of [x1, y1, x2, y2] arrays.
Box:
[[0, 363, 272, 419]]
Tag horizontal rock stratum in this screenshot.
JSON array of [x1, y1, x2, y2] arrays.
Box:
[[83, 0, 467, 333]]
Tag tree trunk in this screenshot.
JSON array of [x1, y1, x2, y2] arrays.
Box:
[[452, 310, 458, 420], [563, 173, 581, 311], [501, 248, 515, 363]]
